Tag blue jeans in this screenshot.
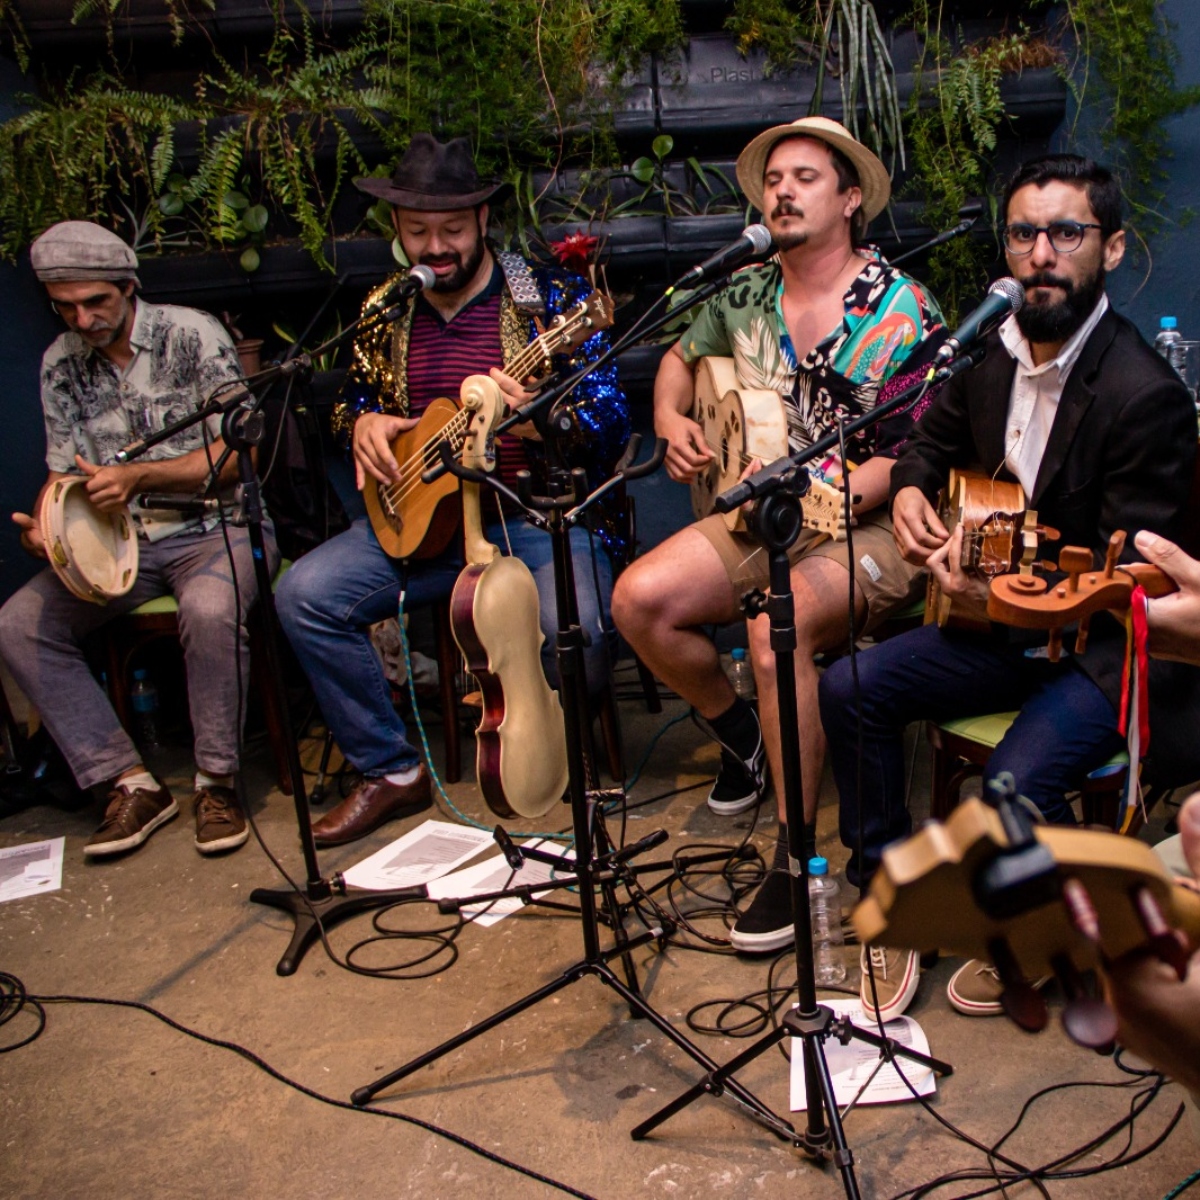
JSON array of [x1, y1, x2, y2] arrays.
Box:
[[818, 623, 1126, 891], [276, 517, 614, 776]]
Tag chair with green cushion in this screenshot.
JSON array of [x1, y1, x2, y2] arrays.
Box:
[[927, 710, 1133, 830], [104, 560, 295, 795]]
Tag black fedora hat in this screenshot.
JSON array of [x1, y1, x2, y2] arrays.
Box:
[[354, 133, 512, 211]]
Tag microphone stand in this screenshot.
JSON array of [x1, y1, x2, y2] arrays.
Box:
[[890, 208, 982, 267], [630, 356, 984, 1194], [119, 290, 432, 977]]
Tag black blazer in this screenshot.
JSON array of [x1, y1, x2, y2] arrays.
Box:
[[890, 305, 1198, 712]]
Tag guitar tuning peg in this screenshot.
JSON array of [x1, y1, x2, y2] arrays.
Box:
[[1062, 877, 1102, 946], [1052, 952, 1118, 1049], [988, 937, 1049, 1032], [1134, 886, 1191, 980]]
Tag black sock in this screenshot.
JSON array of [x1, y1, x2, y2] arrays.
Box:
[[774, 823, 790, 871], [707, 696, 760, 759]]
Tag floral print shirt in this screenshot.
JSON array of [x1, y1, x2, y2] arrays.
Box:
[[680, 252, 944, 462]]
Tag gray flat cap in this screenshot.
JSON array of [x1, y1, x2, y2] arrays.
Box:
[[30, 220, 140, 285]]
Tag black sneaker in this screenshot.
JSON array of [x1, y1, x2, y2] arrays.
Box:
[[729, 869, 795, 953], [694, 710, 767, 816], [84, 782, 178, 857]]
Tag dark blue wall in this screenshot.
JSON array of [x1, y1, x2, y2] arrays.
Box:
[[1054, 0, 1200, 341], [0, 58, 66, 603]]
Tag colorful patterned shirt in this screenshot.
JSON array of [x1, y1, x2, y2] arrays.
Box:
[[40, 300, 244, 540], [680, 251, 944, 462]]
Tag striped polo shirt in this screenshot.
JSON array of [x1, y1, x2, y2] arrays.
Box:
[[407, 263, 529, 494]]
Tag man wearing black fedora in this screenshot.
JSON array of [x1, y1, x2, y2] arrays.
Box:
[[276, 133, 629, 847]]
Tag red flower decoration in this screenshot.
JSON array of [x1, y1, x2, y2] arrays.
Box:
[[549, 232, 600, 274]]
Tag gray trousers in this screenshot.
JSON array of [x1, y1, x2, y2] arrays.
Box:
[[0, 524, 278, 790]]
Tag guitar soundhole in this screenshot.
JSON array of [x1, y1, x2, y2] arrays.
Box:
[[721, 436, 730, 475]]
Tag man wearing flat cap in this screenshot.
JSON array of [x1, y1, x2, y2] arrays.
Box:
[[276, 133, 629, 847], [0, 220, 278, 859], [612, 117, 945, 952]]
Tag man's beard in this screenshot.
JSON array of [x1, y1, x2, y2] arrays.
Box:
[[770, 201, 808, 252], [1015, 266, 1106, 343], [421, 235, 486, 294], [80, 299, 131, 348]]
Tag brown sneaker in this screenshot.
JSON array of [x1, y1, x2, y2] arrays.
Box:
[[947, 959, 1050, 1017], [193, 785, 249, 855], [85, 782, 178, 857], [859, 943, 920, 1021]]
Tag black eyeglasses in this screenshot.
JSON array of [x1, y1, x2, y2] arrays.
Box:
[[1002, 221, 1104, 255]]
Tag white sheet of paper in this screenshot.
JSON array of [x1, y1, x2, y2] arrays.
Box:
[[341, 819, 494, 891], [0, 837, 65, 902], [426, 839, 575, 927], [789, 997, 937, 1110]]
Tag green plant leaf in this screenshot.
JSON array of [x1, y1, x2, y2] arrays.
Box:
[[239, 246, 261, 273], [158, 193, 185, 216], [630, 157, 656, 184], [651, 134, 674, 160], [222, 189, 249, 211], [242, 204, 269, 233]]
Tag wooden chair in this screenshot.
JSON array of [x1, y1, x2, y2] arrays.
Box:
[[927, 710, 1135, 830], [104, 562, 296, 795]]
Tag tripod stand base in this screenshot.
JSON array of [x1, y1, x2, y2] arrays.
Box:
[[250, 883, 426, 976]]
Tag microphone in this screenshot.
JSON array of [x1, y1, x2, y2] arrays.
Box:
[[396, 263, 436, 297], [137, 492, 224, 515], [672, 224, 775, 291], [934, 276, 1025, 367]]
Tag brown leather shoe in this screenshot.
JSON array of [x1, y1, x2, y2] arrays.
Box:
[[311, 767, 433, 847]]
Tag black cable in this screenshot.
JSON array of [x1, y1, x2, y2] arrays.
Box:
[[4, 974, 597, 1199]]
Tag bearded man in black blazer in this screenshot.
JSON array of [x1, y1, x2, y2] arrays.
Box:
[[817, 154, 1200, 1022]]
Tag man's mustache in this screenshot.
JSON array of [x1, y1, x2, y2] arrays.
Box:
[[420, 253, 461, 268], [770, 202, 804, 220], [1023, 272, 1074, 293]]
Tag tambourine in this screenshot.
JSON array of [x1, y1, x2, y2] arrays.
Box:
[[40, 476, 138, 605]]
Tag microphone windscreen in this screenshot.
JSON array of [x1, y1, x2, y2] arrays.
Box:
[[988, 275, 1026, 313]]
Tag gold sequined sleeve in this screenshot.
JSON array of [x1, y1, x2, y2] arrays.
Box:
[[330, 273, 410, 447]]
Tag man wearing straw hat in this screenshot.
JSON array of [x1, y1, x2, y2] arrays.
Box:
[[0, 220, 277, 859], [612, 117, 944, 953]]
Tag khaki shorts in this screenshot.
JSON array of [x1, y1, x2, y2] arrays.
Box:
[[694, 508, 925, 635]]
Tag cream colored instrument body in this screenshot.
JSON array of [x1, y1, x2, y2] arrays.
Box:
[[690, 356, 846, 540], [449, 375, 569, 819], [41, 476, 138, 605]]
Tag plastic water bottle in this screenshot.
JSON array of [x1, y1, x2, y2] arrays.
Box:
[[1154, 316, 1182, 362], [728, 646, 756, 701], [809, 857, 846, 984], [130, 669, 160, 751]]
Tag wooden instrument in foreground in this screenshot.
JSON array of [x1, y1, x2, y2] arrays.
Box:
[[689, 356, 847, 541], [924, 468, 1036, 631], [853, 795, 1200, 1047], [364, 289, 614, 560], [41, 477, 138, 605], [987, 530, 1178, 660], [449, 375, 569, 819]]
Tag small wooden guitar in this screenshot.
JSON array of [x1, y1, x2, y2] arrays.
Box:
[[689, 356, 847, 541], [364, 290, 614, 560], [923, 468, 1043, 632], [448, 375, 569, 819], [987, 530, 1178, 661], [852, 795, 1200, 1047]]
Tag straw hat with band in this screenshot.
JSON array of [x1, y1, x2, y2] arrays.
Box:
[[354, 133, 512, 212], [736, 117, 891, 223]]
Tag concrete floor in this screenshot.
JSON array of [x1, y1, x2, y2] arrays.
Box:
[[2, 666, 1198, 1200]]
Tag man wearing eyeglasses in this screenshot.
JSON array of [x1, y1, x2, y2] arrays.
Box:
[[816, 154, 1200, 1022]]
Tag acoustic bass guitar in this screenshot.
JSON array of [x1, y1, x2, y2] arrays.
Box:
[[448, 375, 569, 819], [364, 290, 614, 560], [689, 356, 847, 541]]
